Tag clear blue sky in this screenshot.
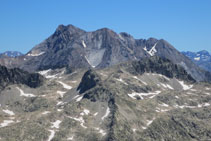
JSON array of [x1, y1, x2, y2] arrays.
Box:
[[0, 0, 211, 53]]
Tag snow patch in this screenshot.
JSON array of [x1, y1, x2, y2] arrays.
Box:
[[80, 109, 90, 116], [27, 52, 45, 57], [160, 83, 174, 90], [177, 80, 193, 90], [68, 116, 87, 128], [175, 96, 179, 99], [3, 109, 15, 116], [194, 57, 200, 61], [57, 91, 66, 98], [16, 87, 36, 97], [57, 81, 72, 89], [67, 136, 74, 140], [72, 95, 80, 100], [100, 73, 107, 77], [160, 103, 169, 107], [99, 129, 106, 136], [132, 76, 147, 85], [76, 96, 83, 102], [142, 126, 147, 130], [142, 118, 155, 130], [190, 89, 197, 92], [82, 40, 87, 48], [156, 108, 169, 112], [115, 78, 128, 85], [95, 128, 106, 136], [102, 107, 110, 120], [206, 88, 210, 90], [47, 130, 55, 141], [38, 69, 64, 79], [83, 109, 90, 115], [175, 103, 210, 109], [205, 92, 210, 95], [128, 91, 161, 100], [51, 120, 62, 129], [204, 103, 210, 106], [38, 69, 51, 76], [72, 94, 83, 102], [146, 119, 154, 126], [0, 120, 14, 128], [144, 43, 157, 56], [57, 109, 63, 112], [152, 73, 170, 81], [57, 101, 65, 106], [42, 111, 51, 115]]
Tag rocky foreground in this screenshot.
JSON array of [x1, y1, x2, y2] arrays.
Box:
[[0, 57, 211, 141]]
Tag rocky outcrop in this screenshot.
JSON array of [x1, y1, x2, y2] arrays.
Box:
[[0, 65, 44, 89], [77, 69, 101, 94], [125, 56, 195, 82]]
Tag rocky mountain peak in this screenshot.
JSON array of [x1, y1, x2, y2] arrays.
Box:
[[55, 24, 85, 33], [119, 32, 133, 38], [147, 37, 158, 43], [0, 24, 210, 82], [52, 24, 86, 40], [77, 69, 101, 94], [93, 27, 117, 39], [198, 50, 210, 56]]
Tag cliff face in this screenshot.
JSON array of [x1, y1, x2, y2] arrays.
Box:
[[0, 65, 44, 89]]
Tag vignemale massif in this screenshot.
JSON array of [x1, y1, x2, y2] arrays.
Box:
[[0, 24, 211, 141]]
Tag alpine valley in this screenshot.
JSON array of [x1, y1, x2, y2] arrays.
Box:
[[0, 25, 211, 141]]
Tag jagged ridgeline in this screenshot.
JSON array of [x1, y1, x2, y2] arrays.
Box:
[[124, 56, 195, 82], [0, 24, 211, 82]]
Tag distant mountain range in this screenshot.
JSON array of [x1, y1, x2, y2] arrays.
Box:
[[0, 24, 210, 82], [0, 51, 23, 58], [182, 50, 211, 72]]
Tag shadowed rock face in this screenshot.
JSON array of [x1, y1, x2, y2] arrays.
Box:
[[126, 56, 195, 83], [0, 65, 44, 89], [0, 24, 210, 82], [77, 69, 101, 94]]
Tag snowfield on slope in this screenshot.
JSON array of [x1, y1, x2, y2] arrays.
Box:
[[16, 87, 36, 97]]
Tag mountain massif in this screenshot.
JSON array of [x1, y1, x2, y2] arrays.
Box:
[[0, 24, 211, 141], [182, 50, 211, 72], [0, 24, 210, 82]]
